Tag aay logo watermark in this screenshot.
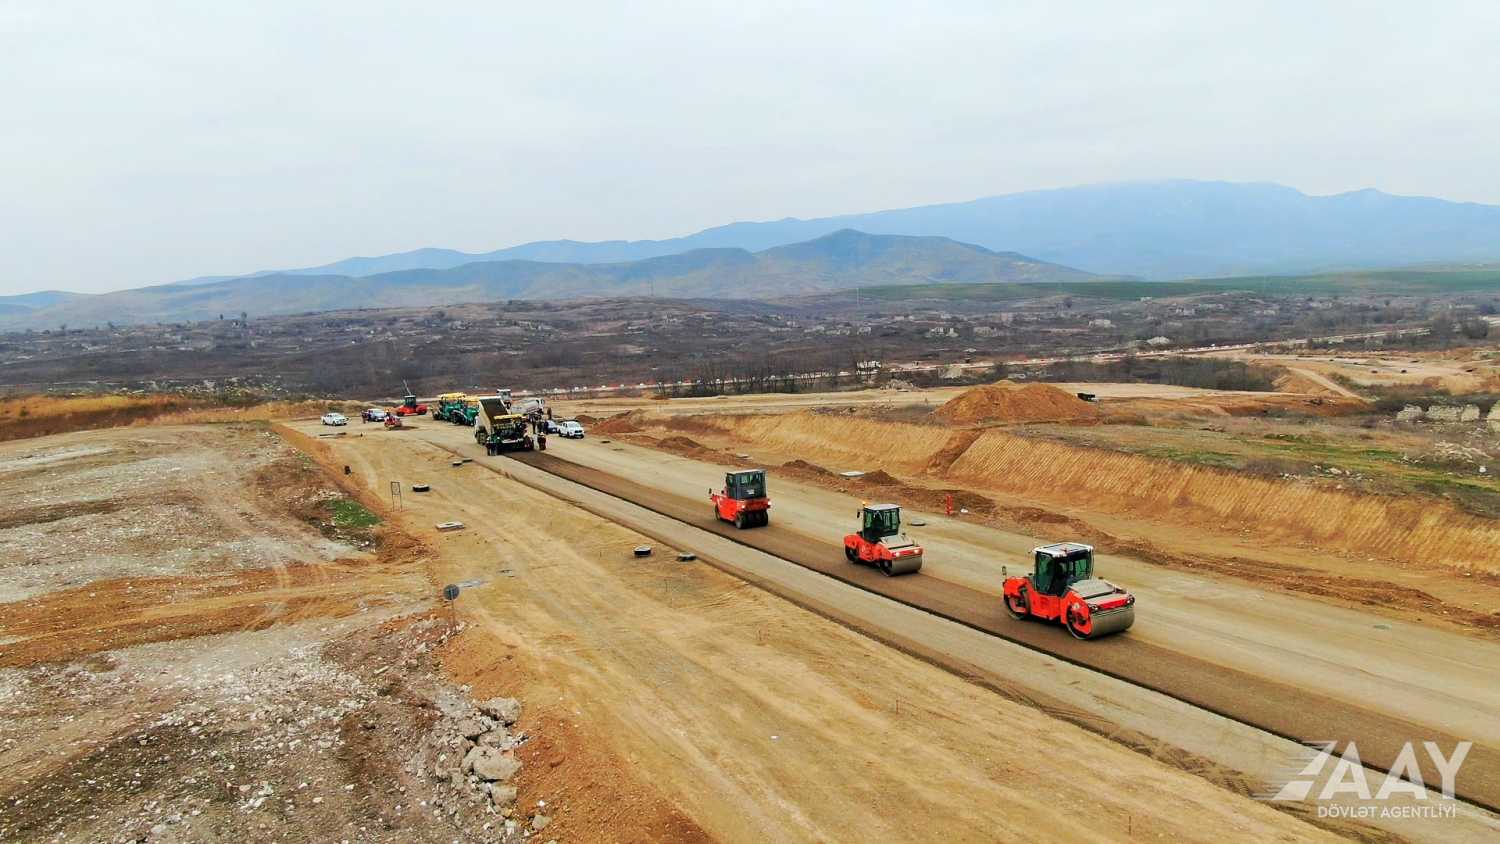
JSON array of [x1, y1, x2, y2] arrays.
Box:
[[1259, 740, 1470, 820]]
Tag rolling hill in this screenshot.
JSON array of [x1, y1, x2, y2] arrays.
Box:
[[208, 180, 1500, 283], [0, 290, 85, 318], [7, 230, 1096, 328]]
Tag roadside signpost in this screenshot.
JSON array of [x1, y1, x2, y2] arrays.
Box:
[[442, 583, 460, 630]]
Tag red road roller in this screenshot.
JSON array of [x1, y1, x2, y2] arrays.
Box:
[[1002, 542, 1135, 639], [844, 503, 923, 575], [711, 469, 771, 528]]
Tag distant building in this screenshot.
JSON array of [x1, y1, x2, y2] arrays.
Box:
[[1146, 335, 1173, 347]]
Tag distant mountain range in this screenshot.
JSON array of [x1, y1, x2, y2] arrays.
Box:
[[5, 230, 1095, 328], [0, 290, 84, 318], [175, 180, 1500, 284], [16, 179, 1500, 329]]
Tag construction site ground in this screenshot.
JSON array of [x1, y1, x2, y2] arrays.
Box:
[[287, 409, 1499, 841], [285, 419, 1353, 841], [1210, 348, 1500, 395], [0, 423, 692, 843], [6, 382, 1499, 841]]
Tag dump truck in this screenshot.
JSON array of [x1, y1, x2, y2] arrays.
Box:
[[1002, 542, 1135, 639], [711, 469, 770, 528], [843, 503, 923, 575], [473, 395, 534, 453]]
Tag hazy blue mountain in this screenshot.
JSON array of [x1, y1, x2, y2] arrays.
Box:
[[207, 180, 1500, 282], [0, 290, 83, 310], [10, 230, 1094, 328], [0, 290, 86, 318]]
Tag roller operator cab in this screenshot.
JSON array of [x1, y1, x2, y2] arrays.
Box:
[[711, 469, 771, 528], [843, 503, 923, 575], [1001, 543, 1135, 639]]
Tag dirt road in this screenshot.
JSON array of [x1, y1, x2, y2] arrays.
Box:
[[555, 380, 1360, 421], [1214, 350, 1500, 394], [291, 421, 1386, 842], [505, 441, 1500, 807], [298, 419, 1500, 841], [533, 433, 1500, 753]]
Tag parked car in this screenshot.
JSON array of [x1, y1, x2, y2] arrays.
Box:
[[321, 412, 348, 426], [558, 420, 585, 439], [543, 419, 561, 434], [361, 408, 388, 423]]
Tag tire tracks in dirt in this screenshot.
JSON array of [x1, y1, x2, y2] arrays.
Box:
[[496, 448, 1500, 814]]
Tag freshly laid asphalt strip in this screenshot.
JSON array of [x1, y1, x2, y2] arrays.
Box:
[[508, 449, 1500, 811]]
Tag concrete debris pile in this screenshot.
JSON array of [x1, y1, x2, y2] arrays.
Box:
[[418, 692, 547, 834], [363, 616, 555, 842], [1427, 404, 1483, 423], [1312, 464, 1369, 483], [1396, 404, 1425, 422], [1395, 401, 1496, 427], [1432, 441, 1491, 465]]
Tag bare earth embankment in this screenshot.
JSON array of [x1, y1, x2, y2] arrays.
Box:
[[8, 387, 1499, 841], [583, 384, 1500, 631]]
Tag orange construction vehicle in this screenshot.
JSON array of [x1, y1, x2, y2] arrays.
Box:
[[392, 380, 428, 416], [1002, 542, 1135, 639], [710, 469, 770, 528], [843, 503, 923, 575]]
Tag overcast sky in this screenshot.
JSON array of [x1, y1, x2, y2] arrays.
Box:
[[4, 1, 1499, 295]]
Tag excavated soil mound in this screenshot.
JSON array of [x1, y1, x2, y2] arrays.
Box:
[[781, 459, 834, 477], [847, 468, 999, 516], [658, 435, 707, 451], [1274, 371, 1342, 397], [575, 414, 600, 426], [637, 433, 721, 460], [595, 411, 646, 434], [780, 458, 840, 479], [936, 381, 1100, 425]]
